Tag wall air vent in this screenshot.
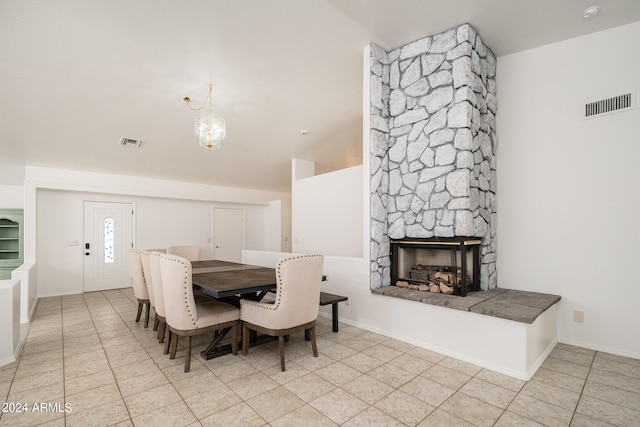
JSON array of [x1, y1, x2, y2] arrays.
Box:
[[119, 137, 144, 148], [585, 93, 634, 118]]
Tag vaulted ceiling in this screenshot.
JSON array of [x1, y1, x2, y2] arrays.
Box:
[[2, 0, 639, 192]]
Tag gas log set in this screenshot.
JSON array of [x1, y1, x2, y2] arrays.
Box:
[[395, 264, 471, 295], [390, 238, 482, 296]]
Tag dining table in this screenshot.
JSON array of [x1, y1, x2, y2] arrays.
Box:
[[191, 259, 278, 359]]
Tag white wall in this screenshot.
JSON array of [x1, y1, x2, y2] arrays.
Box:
[[292, 165, 363, 257], [26, 166, 291, 297], [0, 184, 23, 208], [496, 22, 640, 358]]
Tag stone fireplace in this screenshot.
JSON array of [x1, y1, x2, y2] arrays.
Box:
[[369, 23, 497, 292]]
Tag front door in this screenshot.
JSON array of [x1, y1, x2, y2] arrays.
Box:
[[83, 201, 134, 292], [213, 208, 245, 263]]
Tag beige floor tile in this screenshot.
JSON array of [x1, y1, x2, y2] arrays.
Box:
[[508, 393, 574, 427], [582, 378, 640, 411], [262, 360, 310, 385], [594, 351, 640, 368], [209, 359, 258, 383], [123, 383, 181, 418], [131, 399, 197, 427], [494, 410, 545, 426], [591, 356, 640, 379], [588, 367, 640, 394], [400, 376, 456, 407], [309, 387, 369, 425], [314, 361, 362, 386], [520, 379, 581, 411], [575, 394, 640, 426], [118, 368, 170, 397], [541, 356, 591, 379], [200, 402, 266, 427], [440, 392, 503, 427], [8, 368, 64, 395], [283, 372, 336, 402], [246, 386, 305, 422], [343, 406, 405, 426], [7, 381, 64, 405], [417, 407, 476, 426], [361, 342, 404, 362], [14, 358, 63, 380], [291, 353, 335, 372], [374, 389, 435, 425], [10, 290, 640, 427], [533, 366, 587, 393], [63, 357, 112, 381], [389, 353, 435, 375], [317, 343, 358, 361], [421, 364, 472, 389], [569, 412, 617, 426], [476, 368, 526, 393], [65, 383, 122, 413], [183, 383, 242, 419], [460, 377, 517, 409], [226, 372, 279, 401], [549, 347, 595, 366], [340, 352, 385, 373], [64, 368, 115, 396], [439, 357, 484, 376], [0, 400, 65, 427], [341, 374, 394, 405], [65, 398, 130, 427], [368, 362, 417, 388], [341, 336, 377, 352]]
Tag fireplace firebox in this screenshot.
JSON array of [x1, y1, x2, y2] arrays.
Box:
[[390, 237, 481, 296]]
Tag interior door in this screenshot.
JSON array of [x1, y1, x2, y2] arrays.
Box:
[[83, 201, 133, 292], [213, 208, 245, 263]]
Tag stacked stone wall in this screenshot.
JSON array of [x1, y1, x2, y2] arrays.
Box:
[[370, 23, 498, 290]]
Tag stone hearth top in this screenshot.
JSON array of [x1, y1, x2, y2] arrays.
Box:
[[371, 287, 560, 324]]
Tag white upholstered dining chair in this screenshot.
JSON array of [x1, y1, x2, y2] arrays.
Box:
[[160, 254, 240, 372], [128, 249, 150, 327], [240, 254, 324, 371], [166, 245, 200, 261], [149, 251, 169, 346], [138, 250, 160, 331]]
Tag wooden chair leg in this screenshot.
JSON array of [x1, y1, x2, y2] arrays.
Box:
[[153, 314, 159, 331], [185, 336, 192, 373], [136, 302, 143, 322], [170, 334, 178, 359], [144, 302, 150, 328], [231, 324, 238, 355], [278, 335, 286, 371], [157, 319, 165, 342], [242, 324, 250, 356], [164, 330, 172, 355], [310, 326, 318, 357]]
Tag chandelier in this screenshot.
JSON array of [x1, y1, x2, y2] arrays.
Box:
[[182, 84, 226, 149]]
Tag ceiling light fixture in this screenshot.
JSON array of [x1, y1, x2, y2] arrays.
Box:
[[182, 84, 226, 150], [583, 5, 600, 18]]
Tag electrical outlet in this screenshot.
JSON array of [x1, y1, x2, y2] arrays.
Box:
[[573, 310, 584, 323]]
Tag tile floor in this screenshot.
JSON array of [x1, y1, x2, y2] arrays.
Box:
[[1, 289, 639, 426]]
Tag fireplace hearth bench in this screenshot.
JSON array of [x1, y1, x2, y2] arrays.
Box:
[[371, 286, 560, 324]]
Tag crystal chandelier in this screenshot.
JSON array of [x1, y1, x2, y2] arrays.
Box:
[[182, 84, 226, 149]]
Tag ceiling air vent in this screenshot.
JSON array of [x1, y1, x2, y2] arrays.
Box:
[[119, 137, 144, 148], [585, 92, 634, 118]]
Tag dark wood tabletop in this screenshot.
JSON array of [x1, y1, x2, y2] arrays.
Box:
[[191, 260, 276, 298]]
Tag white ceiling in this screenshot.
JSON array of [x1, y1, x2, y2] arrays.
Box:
[[1, 0, 639, 193]]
